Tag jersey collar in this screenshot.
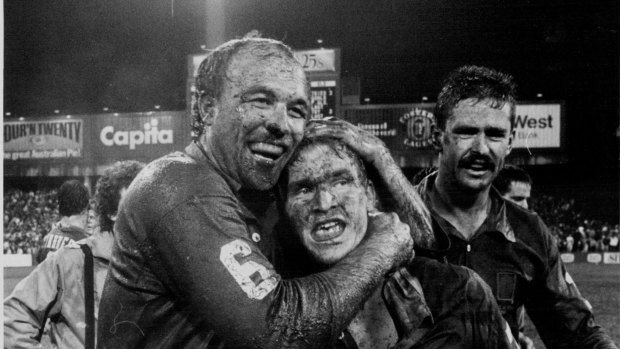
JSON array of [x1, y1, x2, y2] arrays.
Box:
[[416, 171, 516, 243]]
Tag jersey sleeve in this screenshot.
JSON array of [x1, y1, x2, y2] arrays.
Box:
[[4, 251, 64, 349], [525, 217, 617, 349]]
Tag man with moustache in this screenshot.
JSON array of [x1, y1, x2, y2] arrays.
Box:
[[97, 35, 415, 349], [310, 65, 616, 348], [278, 134, 520, 349], [415, 66, 615, 348]]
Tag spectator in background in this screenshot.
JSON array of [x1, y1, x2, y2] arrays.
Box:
[[493, 164, 532, 209], [87, 206, 100, 235], [565, 233, 575, 252], [4, 189, 58, 254], [609, 230, 619, 252], [4, 160, 145, 349], [35, 180, 91, 263]]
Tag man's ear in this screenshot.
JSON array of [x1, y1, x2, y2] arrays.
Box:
[[431, 124, 444, 152], [506, 129, 515, 155], [198, 96, 217, 127], [365, 180, 378, 212]]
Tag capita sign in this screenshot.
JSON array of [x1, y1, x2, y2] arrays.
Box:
[[93, 112, 186, 162], [4, 119, 83, 160], [99, 118, 173, 150]]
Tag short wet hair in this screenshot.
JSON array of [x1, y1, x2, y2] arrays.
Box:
[[434, 65, 517, 131], [191, 32, 304, 139], [58, 180, 90, 217], [95, 160, 145, 232], [279, 135, 368, 196], [493, 164, 532, 195]]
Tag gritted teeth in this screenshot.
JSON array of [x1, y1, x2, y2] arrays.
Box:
[[312, 219, 345, 242], [318, 221, 339, 230]]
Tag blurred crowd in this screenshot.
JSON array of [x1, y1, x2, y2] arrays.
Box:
[[530, 194, 619, 253], [4, 189, 59, 254], [3, 188, 619, 254]]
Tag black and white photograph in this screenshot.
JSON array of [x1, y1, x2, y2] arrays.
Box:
[[3, 1, 619, 348]]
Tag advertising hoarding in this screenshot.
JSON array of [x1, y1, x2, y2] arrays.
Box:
[[343, 103, 563, 151], [4, 119, 83, 161], [512, 104, 562, 149], [92, 112, 188, 162], [310, 80, 337, 119]]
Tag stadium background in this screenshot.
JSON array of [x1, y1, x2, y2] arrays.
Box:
[[4, 0, 619, 347]]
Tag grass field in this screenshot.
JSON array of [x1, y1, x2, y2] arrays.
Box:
[[524, 263, 620, 348], [4, 262, 619, 347]]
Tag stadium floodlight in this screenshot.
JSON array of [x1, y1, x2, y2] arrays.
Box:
[[154, 105, 161, 110], [5, 112, 11, 116], [103, 107, 109, 112], [54, 110, 60, 114], [66, 115, 72, 119], [422, 96, 429, 102], [537, 93, 543, 98], [19, 117, 25, 121]]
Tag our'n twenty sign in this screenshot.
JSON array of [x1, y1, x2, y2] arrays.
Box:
[[4, 119, 83, 160]]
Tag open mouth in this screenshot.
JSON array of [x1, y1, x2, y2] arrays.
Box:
[[461, 160, 493, 175], [249, 142, 285, 164], [311, 220, 346, 242]]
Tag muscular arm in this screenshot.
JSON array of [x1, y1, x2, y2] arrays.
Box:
[[113, 191, 412, 348], [305, 119, 436, 249], [370, 147, 436, 249]]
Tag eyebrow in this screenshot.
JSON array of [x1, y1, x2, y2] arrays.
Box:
[[241, 85, 309, 108], [240, 87, 276, 102], [288, 169, 355, 191], [451, 125, 508, 134]]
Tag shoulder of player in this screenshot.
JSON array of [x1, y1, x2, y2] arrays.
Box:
[[43, 242, 87, 268], [57, 225, 89, 240], [504, 199, 554, 248], [127, 152, 234, 208]]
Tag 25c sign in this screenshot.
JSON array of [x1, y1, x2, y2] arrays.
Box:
[[294, 49, 336, 72]]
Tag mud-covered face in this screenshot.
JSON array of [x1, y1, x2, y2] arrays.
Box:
[[503, 181, 531, 209], [208, 47, 309, 190], [438, 98, 513, 193], [285, 144, 375, 264]]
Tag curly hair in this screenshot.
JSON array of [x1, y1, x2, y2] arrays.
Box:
[[58, 180, 90, 217], [434, 65, 517, 131], [94, 160, 145, 232], [190, 32, 303, 139]]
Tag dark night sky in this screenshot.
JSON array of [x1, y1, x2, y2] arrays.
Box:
[[4, 0, 619, 213]]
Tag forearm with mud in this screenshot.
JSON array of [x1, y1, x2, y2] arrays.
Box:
[[372, 149, 436, 249], [265, 230, 408, 348]]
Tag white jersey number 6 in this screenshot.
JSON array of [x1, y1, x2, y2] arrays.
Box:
[[220, 239, 278, 300]]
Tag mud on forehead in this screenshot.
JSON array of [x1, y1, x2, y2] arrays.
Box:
[[288, 141, 367, 182], [225, 45, 305, 83]]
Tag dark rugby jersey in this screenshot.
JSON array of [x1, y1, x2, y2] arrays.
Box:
[[97, 142, 396, 349], [416, 172, 617, 349]]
